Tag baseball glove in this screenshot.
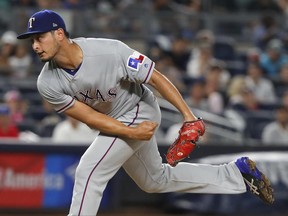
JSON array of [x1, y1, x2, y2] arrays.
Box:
[[166, 118, 205, 167]]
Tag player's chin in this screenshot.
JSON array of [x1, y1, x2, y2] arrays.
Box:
[[40, 59, 49, 62], [40, 56, 52, 62]]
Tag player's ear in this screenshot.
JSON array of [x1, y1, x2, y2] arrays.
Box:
[[55, 28, 65, 40]]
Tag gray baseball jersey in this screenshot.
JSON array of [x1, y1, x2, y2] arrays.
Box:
[[37, 37, 154, 118], [36, 38, 246, 216]]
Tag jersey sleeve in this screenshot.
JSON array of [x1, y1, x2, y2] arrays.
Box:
[[117, 41, 155, 83], [37, 75, 75, 113]]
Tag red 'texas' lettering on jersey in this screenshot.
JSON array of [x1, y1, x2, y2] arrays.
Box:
[[136, 55, 144, 63]]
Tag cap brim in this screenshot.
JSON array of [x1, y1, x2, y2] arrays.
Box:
[[17, 30, 47, 39]]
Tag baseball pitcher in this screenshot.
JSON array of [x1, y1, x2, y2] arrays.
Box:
[[17, 10, 274, 216]]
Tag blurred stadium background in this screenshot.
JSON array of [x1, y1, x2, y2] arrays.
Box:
[[0, 0, 288, 215]]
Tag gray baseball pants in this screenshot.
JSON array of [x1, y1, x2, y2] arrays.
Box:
[[68, 94, 246, 216]]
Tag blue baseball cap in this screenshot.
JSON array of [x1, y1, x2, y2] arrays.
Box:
[[17, 10, 66, 39]]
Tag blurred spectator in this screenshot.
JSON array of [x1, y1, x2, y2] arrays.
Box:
[[164, 37, 191, 72], [230, 87, 270, 112], [227, 75, 246, 106], [261, 104, 288, 145], [154, 55, 186, 94], [250, 15, 281, 50], [52, 116, 98, 144], [37, 99, 63, 137], [205, 72, 225, 115], [4, 90, 28, 124], [0, 30, 17, 76], [272, 63, 288, 97], [259, 38, 288, 79], [186, 29, 229, 83], [244, 62, 277, 105], [227, 70, 276, 137], [186, 41, 217, 78], [195, 29, 215, 46], [225, 76, 247, 131], [206, 60, 230, 92], [200, 61, 229, 115], [1, 30, 17, 46], [246, 47, 261, 64], [192, 29, 215, 56], [8, 42, 33, 78], [0, 104, 19, 138], [184, 78, 208, 110], [188, 29, 214, 63], [148, 35, 171, 61]]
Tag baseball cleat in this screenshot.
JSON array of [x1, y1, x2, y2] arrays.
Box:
[[235, 157, 274, 204]]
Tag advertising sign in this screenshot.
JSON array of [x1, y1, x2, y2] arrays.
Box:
[[0, 153, 44, 207], [0, 153, 80, 208]]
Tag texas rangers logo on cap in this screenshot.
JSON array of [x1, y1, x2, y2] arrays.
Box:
[[17, 10, 66, 39], [127, 51, 145, 71]]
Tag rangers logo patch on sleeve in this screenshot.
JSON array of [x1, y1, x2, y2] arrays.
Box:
[[127, 51, 145, 71]]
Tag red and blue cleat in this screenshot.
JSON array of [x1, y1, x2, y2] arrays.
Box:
[[235, 157, 274, 204]]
